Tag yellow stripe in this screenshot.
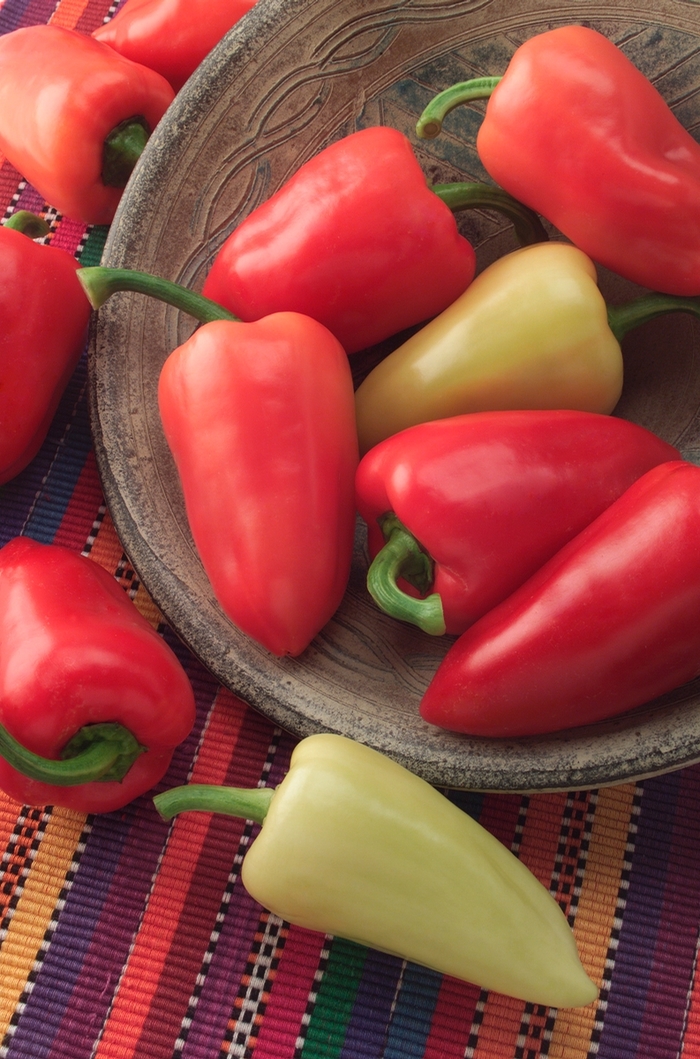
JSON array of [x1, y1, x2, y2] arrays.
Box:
[[547, 783, 637, 1056], [0, 807, 86, 1036]]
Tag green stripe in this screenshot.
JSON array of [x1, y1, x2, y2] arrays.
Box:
[[78, 225, 110, 267], [301, 938, 368, 1058]]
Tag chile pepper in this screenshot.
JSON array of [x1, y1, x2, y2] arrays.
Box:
[[201, 126, 547, 355], [416, 25, 700, 296], [79, 266, 358, 657], [421, 460, 700, 737], [154, 733, 597, 1007], [0, 536, 196, 813], [0, 25, 174, 225], [93, 0, 257, 94], [355, 241, 700, 454], [357, 410, 679, 636], [0, 212, 91, 485]]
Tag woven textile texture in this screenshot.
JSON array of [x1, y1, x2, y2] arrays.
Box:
[[2, 0, 700, 1055]]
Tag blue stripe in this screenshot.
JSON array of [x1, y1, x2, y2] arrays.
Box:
[[383, 963, 443, 1058]]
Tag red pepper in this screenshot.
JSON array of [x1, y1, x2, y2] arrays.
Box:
[[93, 0, 257, 93], [79, 266, 359, 657], [0, 537, 196, 813], [357, 411, 679, 636], [420, 460, 700, 737], [0, 25, 174, 225], [201, 126, 547, 355], [417, 26, 700, 296], [0, 212, 91, 485]]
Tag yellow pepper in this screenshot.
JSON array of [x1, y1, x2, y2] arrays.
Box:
[[355, 241, 700, 455], [154, 733, 597, 1008]]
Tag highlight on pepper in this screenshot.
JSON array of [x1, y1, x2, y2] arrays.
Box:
[[416, 24, 700, 297], [154, 733, 598, 1009], [0, 537, 196, 814], [354, 241, 700, 455]]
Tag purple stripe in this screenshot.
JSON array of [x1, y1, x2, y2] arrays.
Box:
[[635, 764, 700, 1057], [178, 733, 296, 1059], [0, 350, 91, 547], [5, 651, 220, 1059], [340, 950, 403, 1059], [0, 0, 54, 34], [597, 768, 689, 1059]]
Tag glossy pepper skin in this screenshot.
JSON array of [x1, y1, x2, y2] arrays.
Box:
[[201, 127, 477, 354], [419, 26, 700, 296], [0, 215, 91, 484], [354, 242, 622, 454], [354, 240, 700, 455], [357, 411, 679, 636], [159, 315, 358, 656], [78, 265, 359, 657], [0, 25, 174, 225], [155, 734, 597, 1008], [421, 461, 700, 737], [94, 0, 257, 93], [0, 537, 196, 813]]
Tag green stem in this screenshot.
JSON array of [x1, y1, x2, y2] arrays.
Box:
[[416, 77, 502, 139], [367, 514, 446, 636], [102, 116, 150, 188], [608, 293, 700, 343], [433, 182, 548, 246], [154, 783, 275, 823], [78, 266, 238, 324], [0, 722, 145, 786], [4, 210, 50, 238]]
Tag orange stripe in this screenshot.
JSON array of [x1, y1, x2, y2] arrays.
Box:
[[93, 689, 248, 1058], [0, 807, 86, 1037], [87, 509, 125, 574], [49, 0, 93, 28], [469, 792, 569, 1056], [547, 783, 637, 1057]]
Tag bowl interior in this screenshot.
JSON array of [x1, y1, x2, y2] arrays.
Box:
[[89, 0, 700, 790]]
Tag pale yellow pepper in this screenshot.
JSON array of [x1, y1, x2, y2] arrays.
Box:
[[355, 242, 624, 454], [155, 733, 597, 1009]]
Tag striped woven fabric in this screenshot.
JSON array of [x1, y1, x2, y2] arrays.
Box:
[[2, 0, 700, 1055]]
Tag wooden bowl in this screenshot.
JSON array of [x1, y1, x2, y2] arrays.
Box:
[[88, 0, 700, 791]]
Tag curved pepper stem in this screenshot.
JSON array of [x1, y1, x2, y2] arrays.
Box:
[[416, 77, 502, 139], [367, 514, 446, 636], [78, 266, 238, 324], [0, 721, 145, 786], [432, 182, 548, 246], [154, 783, 275, 823], [102, 116, 150, 188], [608, 293, 700, 342], [4, 210, 51, 238]]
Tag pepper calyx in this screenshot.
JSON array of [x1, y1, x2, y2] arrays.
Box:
[[416, 76, 502, 139], [78, 266, 238, 324], [366, 514, 446, 636], [102, 115, 150, 188], [0, 720, 146, 786], [154, 783, 275, 824], [432, 182, 548, 246], [4, 210, 51, 239]]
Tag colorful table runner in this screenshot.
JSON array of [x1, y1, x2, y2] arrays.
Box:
[[2, 0, 700, 1055]]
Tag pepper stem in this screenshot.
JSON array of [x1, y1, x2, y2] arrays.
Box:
[[0, 722, 145, 786], [608, 293, 700, 343], [432, 182, 548, 246], [154, 783, 275, 823], [78, 266, 238, 324], [102, 116, 150, 188], [367, 514, 446, 636], [416, 76, 502, 139], [4, 210, 51, 238]]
